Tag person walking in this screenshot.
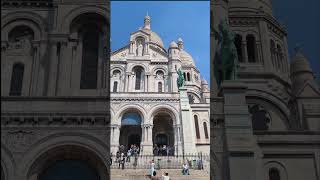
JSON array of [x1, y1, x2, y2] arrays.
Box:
[[150, 160, 155, 177], [120, 153, 125, 170], [182, 162, 189, 175], [150, 171, 160, 180]]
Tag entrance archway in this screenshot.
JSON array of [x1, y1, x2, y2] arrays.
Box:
[[119, 111, 142, 152], [39, 160, 99, 180], [27, 145, 108, 180], [152, 111, 174, 156]]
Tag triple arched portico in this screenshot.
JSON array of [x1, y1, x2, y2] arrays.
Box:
[[110, 103, 182, 155]]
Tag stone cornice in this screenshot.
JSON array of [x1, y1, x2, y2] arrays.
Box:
[[229, 14, 287, 36], [111, 97, 180, 102], [1, 1, 55, 8]]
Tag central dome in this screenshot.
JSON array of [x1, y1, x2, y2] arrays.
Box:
[[150, 31, 164, 48]]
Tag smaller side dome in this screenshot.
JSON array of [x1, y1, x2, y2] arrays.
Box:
[[169, 41, 178, 48], [290, 47, 313, 75], [201, 78, 208, 85], [177, 37, 184, 49]]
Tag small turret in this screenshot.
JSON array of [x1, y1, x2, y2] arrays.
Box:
[[143, 13, 151, 30], [177, 38, 184, 49], [168, 41, 180, 59], [290, 47, 315, 94]]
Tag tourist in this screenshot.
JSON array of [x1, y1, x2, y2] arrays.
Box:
[[116, 151, 121, 169], [150, 171, 160, 180], [109, 153, 113, 166], [120, 152, 125, 170], [161, 172, 170, 180], [126, 148, 131, 162], [182, 163, 189, 175], [150, 160, 155, 176]]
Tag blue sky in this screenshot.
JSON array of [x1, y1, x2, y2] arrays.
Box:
[[273, 0, 320, 74], [111, 1, 210, 84]]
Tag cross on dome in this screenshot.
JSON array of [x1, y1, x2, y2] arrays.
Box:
[[144, 13, 151, 30]]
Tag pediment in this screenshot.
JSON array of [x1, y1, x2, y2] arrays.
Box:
[[296, 81, 320, 97], [149, 45, 168, 61], [111, 46, 129, 61]]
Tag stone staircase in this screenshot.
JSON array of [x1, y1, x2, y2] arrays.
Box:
[[111, 169, 209, 180]]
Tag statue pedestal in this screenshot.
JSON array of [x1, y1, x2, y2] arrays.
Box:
[[219, 81, 257, 180], [179, 87, 197, 154]]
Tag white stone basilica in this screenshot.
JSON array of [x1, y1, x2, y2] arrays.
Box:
[[110, 15, 210, 155]]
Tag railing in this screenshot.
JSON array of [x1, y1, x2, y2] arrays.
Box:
[[109, 153, 210, 170]]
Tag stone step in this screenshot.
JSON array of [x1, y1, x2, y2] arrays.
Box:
[[111, 169, 209, 180]]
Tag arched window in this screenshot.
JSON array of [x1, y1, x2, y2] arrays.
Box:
[[249, 104, 271, 131], [158, 82, 162, 92], [246, 34, 256, 63], [270, 40, 276, 67], [269, 168, 281, 180], [133, 66, 144, 90], [188, 94, 194, 104], [235, 34, 243, 62], [113, 81, 118, 92], [8, 25, 34, 43], [277, 44, 284, 72], [113, 70, 121, 77], [194, 115, 200, 139], [183, 72, 186, 81], [203, 122, 209, 139], [187, 73, 191, 81], [80, 26, 99, 89], [10, 63, 24, 96]]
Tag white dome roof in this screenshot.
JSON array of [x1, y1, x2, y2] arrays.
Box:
[[290, 49, 312, 75], [141, 28, 164, 48], [150, 31, 164, 48], [180, 50, 195, 65], [169, 41, 178, 48]]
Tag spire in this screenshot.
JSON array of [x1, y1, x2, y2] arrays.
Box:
[[177, 37, 184, 49], [144, 13, 151, 30]]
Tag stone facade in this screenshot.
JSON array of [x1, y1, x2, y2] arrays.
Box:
[[1, 1, 110, 180], [110, 15, 210, 155], [211, 1, 320, 180]]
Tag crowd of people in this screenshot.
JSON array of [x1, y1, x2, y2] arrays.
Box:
[[153, 144, 174, 156], [110, 144, 140, 169]]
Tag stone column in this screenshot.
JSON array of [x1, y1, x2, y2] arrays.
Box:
[[179, 87, 197, 154], [57, 42, 69, 95], [171, 71, 178, 92], [219, 81, 257, 180], [144, 74, 149, 92], [174, 124, 183, 155], [111, 124, 120, 154], [30, 42, 40, 96], [242, 41, 248, 63], [47, 42, 58, 96], [148, 74, 153, 92], [141, 124, 153, 154], [259, 20, 273, 71]]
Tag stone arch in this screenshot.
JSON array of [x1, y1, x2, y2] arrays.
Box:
[[110, 66, 125, 76], [264, 161, 288, 180], [128, 63, 148, 73], [148, 104, 179, 125], [246, 92, 290, 130], [244, 30, 259, 39], [1, 11, 46, 41], [115, 104, 147, 125], [60, 5, 109, 34], [187, 90, 202, 103], [151, 66, 168, 76], [1, 144, 15, 180], [149, 105, 178, 155], [20, 132, 109, 180]]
